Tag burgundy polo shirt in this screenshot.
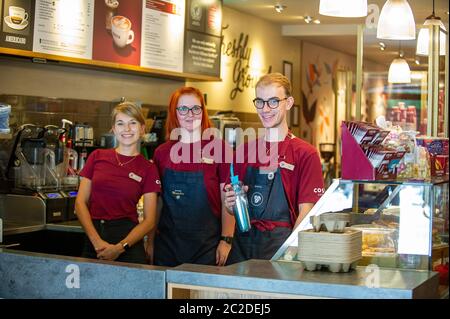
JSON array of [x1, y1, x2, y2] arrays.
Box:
[[153, 139, 232, 218], [79, 149, 161, 223]]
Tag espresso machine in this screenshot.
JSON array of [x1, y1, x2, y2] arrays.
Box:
[[8, 124, 79, 223]]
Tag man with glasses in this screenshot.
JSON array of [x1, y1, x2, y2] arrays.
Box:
[[224, 73, 324, 263]]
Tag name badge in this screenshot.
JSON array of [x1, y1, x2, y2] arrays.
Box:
[[129, 172, 142, 182], [279, 161, 295, 171], [202, 157, 214, 164]]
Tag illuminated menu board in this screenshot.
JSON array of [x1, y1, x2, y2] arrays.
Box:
[[0, 0, 222, 79], [141, 0, 185, 72], [183, 0, 221, 76], [33, 0, 94, 59]]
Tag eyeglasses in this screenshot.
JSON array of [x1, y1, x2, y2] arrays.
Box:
[[176, 105, 203, 115], [253, 97, 288, 109]]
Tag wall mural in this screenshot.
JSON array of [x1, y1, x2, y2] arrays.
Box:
[[300, 42, 355, 150]]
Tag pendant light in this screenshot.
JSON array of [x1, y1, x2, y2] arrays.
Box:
[[388, 44, 411, 83], [416, 0, 447, 56], [377, 0, 416, 40], [319, 0, 368, 17]]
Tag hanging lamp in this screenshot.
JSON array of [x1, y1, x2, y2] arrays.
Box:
[[416, 0, 446, 56], [319, 0, 368, 17], [388, 45, 411, 83], [377, 0, 416, 40]]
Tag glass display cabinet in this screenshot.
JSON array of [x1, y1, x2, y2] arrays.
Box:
[[272, 178, 449, 271]]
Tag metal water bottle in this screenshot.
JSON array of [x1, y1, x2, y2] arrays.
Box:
[[230, 164, 251, 233]]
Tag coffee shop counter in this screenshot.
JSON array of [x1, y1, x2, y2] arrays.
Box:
[[166, 259, 439, 299], [0, 249, 167, 298], [0, 249, 439, 299]]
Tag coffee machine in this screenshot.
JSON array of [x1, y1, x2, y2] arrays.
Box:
[[8, 124, 79, 223]]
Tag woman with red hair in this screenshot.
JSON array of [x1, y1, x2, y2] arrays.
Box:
[[151, 87, 235, 267]]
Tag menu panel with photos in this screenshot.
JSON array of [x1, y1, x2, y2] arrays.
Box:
[[0, 0, 222, 80], [0, 0, 34, 50], [92, 0, 142, 66]]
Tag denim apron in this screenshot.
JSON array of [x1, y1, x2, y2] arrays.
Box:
[[229, 135, 296, 264], [154, 168, 220, 266], [229, 166, 291, 263]]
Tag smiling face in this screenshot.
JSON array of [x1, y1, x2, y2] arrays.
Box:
[[112, 112, 144, 147], [176, 94, 203, 132], [255, 84, 293, 129]]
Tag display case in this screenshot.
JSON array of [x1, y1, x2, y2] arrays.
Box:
[[272, 178, 449, 272]]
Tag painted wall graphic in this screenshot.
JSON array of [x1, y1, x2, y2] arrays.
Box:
[[186, 6, 300, 116], [300, 42, 356, 149], [92, 0, 142, 66]]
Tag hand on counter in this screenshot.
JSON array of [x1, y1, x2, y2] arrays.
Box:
[[93, 238, 109, 254], [97, 243, 123, 261], [216, 240, 231, 266]]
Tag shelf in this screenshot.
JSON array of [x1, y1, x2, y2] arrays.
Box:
[[338, 176, 449, 186]]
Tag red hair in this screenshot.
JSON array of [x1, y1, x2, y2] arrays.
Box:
[[165, 87, 212, 140]]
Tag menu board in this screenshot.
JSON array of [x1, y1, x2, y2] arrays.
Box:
[[183, 0, 221, 76], [33, 0, 94, 59], [0, 0, 35, 50], [0, 0, 222, 79], [140, 0, 185, 72]]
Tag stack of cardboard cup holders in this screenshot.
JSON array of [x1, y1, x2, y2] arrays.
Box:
[[298, 213, 362, 273]]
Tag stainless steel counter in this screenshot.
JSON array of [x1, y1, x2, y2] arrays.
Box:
[[45, 220, 83, 233], [166, 259, 439, 299], [3, 220, 83, 236]]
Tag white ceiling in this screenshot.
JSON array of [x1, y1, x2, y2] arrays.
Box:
[[223, 0, 449, 70]]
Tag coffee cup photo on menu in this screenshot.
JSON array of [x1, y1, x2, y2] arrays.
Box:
[[92, 0, 141, 65], [111, 15, 134, 48], [4, 5, 29, 30]]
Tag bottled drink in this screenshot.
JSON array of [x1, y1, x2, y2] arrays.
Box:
[[232, 181, 251, 233]]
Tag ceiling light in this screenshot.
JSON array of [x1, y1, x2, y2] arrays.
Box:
[[379, 42, 386, 50], [377, 0, 416, 40], [313, 19, 321, 24], [304, 15, 313, 23], [274, 4, 286, 13], [319, 0, 368, 17], [415, 58, 420, 65], [416, 1, 447, 56], [388, 47, 411, 83]]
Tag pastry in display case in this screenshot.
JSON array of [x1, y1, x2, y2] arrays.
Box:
[[272, 178, 449, 273], [353, 224, 397, 256]]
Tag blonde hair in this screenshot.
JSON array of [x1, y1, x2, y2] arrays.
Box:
[[111, 101, 146, 126], [256, 72, 292, 96]]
